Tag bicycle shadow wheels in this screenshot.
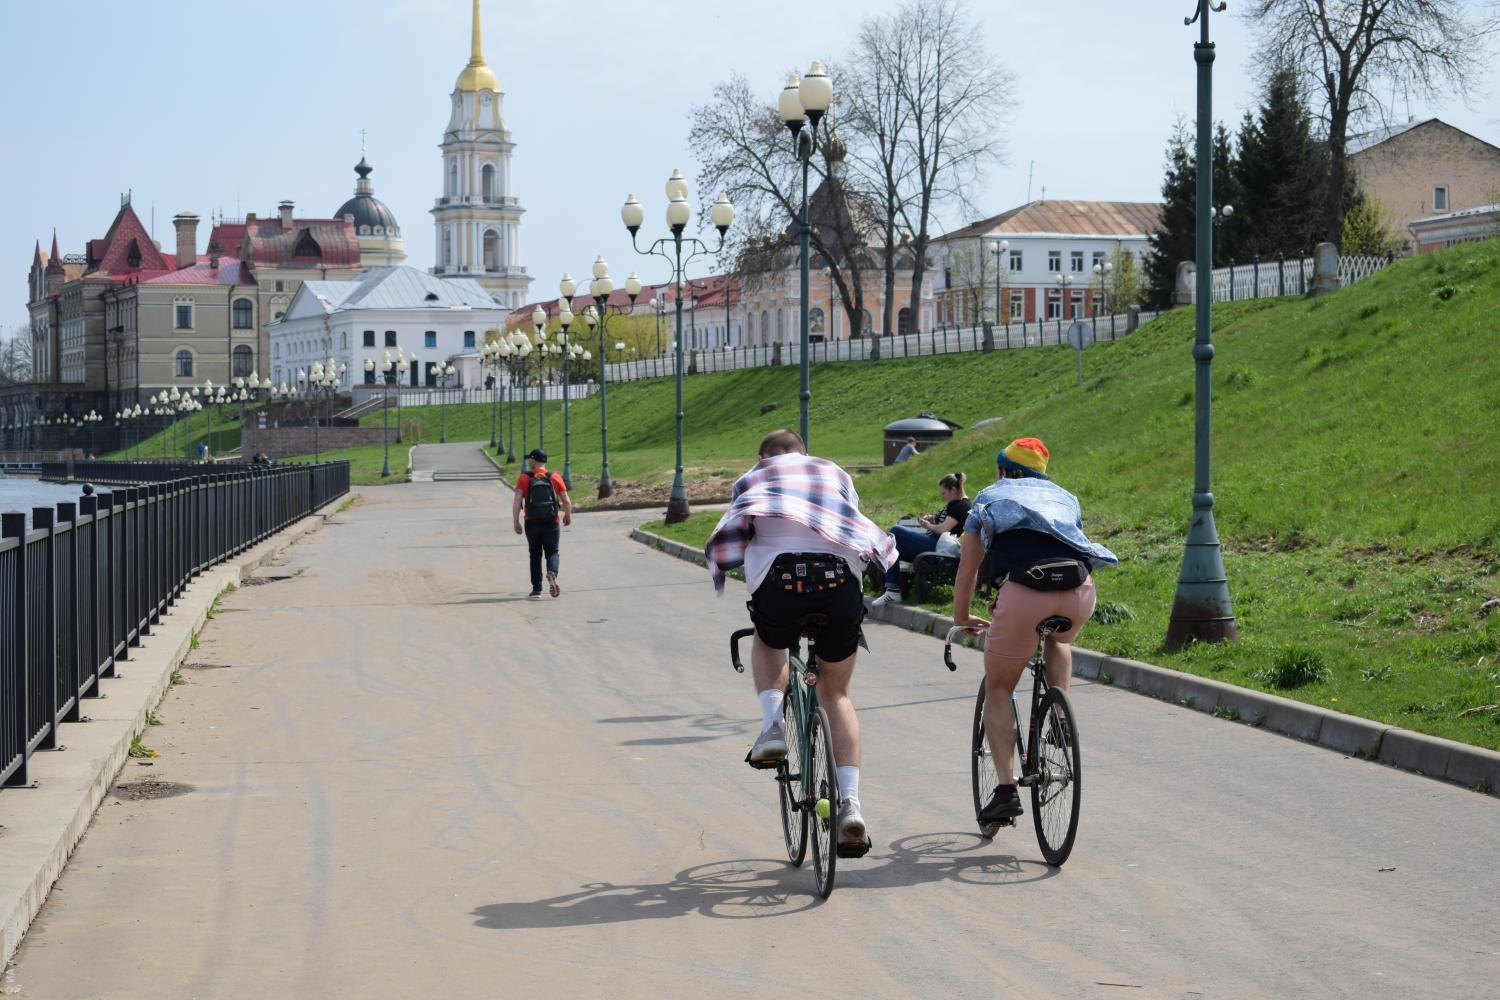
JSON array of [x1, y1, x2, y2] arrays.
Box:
[[778, 689, 808, 867], [806, 705, 840, 899], [1028, 687, 1081, 866], [970, 679, 1002, 838]]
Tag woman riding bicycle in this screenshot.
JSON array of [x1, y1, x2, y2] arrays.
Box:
[[950, 437, 1117, 825]]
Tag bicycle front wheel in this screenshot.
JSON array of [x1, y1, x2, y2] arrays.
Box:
[[806, 705, 840, 899], [970, 679, 1002, 838], [1028, 687, 1082, 866], [778, 686, 808, 867]]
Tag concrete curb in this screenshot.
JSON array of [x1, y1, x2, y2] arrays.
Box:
[[630, 527, 1500, 798], [0, 513, 329, 966]]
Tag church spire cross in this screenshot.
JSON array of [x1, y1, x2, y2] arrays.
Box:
[[470, 0, 483, 66], [360, 128, 368, 158]]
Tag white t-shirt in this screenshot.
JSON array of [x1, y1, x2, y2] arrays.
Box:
[[743, 517, 867, 593]]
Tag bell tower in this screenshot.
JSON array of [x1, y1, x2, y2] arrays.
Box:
[[430, 0, 530, 307]]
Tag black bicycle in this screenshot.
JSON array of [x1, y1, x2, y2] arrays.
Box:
[[731, 616, 867, 898], [944, 616, 1082, 866]]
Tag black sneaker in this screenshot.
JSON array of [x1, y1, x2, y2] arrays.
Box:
[[978, 785, 1024, 823], [528, 589, 542, 601]]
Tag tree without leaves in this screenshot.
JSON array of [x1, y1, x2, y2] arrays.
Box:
[[945, 242, 1004, 326], [0, 324, 35, 384], [884, 0, 1014, 336], [1242, 0, 1499, 246], [687, 74, 872, 339]]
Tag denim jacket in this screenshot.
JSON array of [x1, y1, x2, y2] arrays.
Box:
[[963, 477, 1118, 567]]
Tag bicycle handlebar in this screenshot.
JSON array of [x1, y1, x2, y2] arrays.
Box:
[[729, 628, 755, 673], [943, 625, 985, 672]]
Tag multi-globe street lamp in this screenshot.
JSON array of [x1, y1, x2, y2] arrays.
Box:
[[776, 61, 834, 449], [296, 360, 342, 463], [434, 362, 456, 443], [1167, 0, 1236, 648], [1054, 273, 1075, 321], [529, 307, 563, 456], [504, 327, 539, 460], [989, 238, 1009, 326], [1091, 258, 1114, 320], [481, 338, 517, 460], [622, 172, 735, 523], [561, 259, 640, 498], [1211, 203, 1234, 268]]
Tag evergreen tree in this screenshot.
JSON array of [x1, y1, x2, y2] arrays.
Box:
[[1211, 122, 1243, 266], [1232, 67, 1326, 260], [1145, 120, 1195, 309]]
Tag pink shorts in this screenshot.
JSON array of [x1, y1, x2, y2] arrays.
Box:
[[985, 577, 1097, 660]]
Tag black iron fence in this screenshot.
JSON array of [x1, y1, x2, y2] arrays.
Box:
[[1, 461, 349, 790]]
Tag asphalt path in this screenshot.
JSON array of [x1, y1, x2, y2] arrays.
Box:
[[9, 482, 1498, 999]]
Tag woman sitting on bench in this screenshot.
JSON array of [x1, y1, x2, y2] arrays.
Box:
[[871, 471, 971, 607]]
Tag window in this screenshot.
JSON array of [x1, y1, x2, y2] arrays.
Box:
[[340, 332, 348, 349], [483, 229, 500, 271], [464, 330, 476, 349], [274, 280, 285, 292], [363, 366, 375, 385], [1010, 293, 1024, 320], [385, 331, 397, 347], [273, 311, 285, 321], [1046, 290, 1061, 320], [175, 304, 193, 329], [232, 345, 253, 377], [175, 350, 194, 377], [482, 163, 496, 201], [1092, 251, 1107, 271], [364, 330, 375, 347], [1070, 251, 1084, 273], [1047, 251, 1061, 273], [1009, 250, 1023, 272], [1071, 291, 1085, 318], [232, 298, 253, 328], [424, 331, 437, 349], [1433, 186, 1449, 212]]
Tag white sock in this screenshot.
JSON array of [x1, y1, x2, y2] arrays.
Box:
[[758, 689, 785, 732], [837, 765, 860, 805]]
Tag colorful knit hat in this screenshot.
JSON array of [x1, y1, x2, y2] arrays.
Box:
[[997, 437, 1050, 479]]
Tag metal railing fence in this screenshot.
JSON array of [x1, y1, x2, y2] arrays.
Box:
[[1, 460, 349, 790]]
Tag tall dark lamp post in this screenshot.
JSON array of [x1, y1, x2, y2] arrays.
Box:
[[776, 62, 834, 450], [569, 257, 640, 499], [549, 297, 587, 490], [621, 173, 735, 524], [1211, 203, 1234, 270], [1092, 259, 1113, 330], [989, 239, 1008, 326], [1167, 0, 1237, 649], [435, 362, 456, 443]]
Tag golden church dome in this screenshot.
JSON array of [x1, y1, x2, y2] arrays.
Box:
[[454, 0, 498, 94]]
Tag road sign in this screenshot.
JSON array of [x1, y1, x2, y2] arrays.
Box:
[[1066, 321, 1093, 350]]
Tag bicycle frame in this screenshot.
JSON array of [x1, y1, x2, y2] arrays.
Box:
[[943, 626, 1053, 782]]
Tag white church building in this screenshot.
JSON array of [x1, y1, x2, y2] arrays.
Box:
[[431, 0, 531, 308]]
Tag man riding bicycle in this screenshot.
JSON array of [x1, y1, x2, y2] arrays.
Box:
[[705, 429, 896, 849], [951, 437, 1117, 825]]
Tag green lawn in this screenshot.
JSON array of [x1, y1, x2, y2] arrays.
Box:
[[636, 241, 1500, 750], [106, 409, 244, 462], [278, 442, 410, 485]]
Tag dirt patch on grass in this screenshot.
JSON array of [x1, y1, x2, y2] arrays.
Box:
[[575, 474, 736, 509]]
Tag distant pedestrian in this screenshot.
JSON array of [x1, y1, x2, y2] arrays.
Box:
[[894, 436, 920, 463], [512, 448, 572, 599]]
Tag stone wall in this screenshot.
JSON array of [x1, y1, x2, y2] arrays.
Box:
[[241, 423, 389, 460]]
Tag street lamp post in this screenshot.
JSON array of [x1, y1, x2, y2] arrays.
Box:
[[1211, 203, 1234, 273], [777, 62, 834, 449], [1054, 273, 1075, 324], [1091, 258, 1113, 332], [1167, 0, 1236, 649], [622, 173, 735, 523], [548, 296, 587, 490], [990, 239, 1008, 327], [435, 362, 456, 443], [564, 259, 641, 499]]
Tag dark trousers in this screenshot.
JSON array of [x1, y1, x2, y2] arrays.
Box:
[[886, 524, 939, 590], [524, 519, 561, 590]]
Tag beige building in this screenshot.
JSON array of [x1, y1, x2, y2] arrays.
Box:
[[1349, 118, 1500, 229]]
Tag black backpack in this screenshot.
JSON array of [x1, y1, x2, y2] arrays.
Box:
[[525, 470, 559, 521]]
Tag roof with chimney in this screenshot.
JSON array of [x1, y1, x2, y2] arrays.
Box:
[[936, 200, 1163, 242], [208, 207, 360, 269], [82, 203, 177, 276]]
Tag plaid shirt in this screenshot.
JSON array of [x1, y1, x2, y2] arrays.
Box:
[[704, 454, 897, 594]]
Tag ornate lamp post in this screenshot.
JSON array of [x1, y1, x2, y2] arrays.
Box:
[[562, 259, 641, 498], [1167, 0, 1236, 649], [1054, 273, 1075, 321], [989, 238, 1009, 326], [1212, 203, 1234, 270], [776, 61, 834, 449], [622, 173, 734, 523], [435, 362, 456, 443], [1091, 258, 1113, 321], [506, 329, 537, 459], [530, 307, 561, 454]]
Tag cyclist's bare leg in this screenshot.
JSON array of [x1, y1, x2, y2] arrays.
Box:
[[1042, 638, 1072, 692], [981, 650, 1029, 780], [813, 653, 860, 767], [750, 634, 790, 697]]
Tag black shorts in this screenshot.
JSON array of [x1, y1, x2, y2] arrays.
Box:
[[748, 553, 866, 662]]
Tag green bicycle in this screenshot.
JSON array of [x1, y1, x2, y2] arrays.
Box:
[[731, 615, 866, 898]]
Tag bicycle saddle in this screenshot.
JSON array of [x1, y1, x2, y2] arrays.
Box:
[[795, 613, 830, 637], [1036, 615, 1073, 636]]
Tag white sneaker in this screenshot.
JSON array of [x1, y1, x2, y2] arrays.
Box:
[[837, 797, 867, 846], [870, 591, 903, 607]]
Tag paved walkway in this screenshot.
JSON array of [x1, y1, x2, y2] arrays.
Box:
[[9, 482, 1498, 998], [410, 442, 503, 481]]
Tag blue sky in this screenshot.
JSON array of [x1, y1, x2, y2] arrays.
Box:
[[4, 0, 1497, 331]]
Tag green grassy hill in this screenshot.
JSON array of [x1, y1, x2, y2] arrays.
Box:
[[632, 240, 1498, 748]]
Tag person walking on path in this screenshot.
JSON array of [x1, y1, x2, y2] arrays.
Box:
[[704, 429, 897, 849], [513, 448, 572, 599]]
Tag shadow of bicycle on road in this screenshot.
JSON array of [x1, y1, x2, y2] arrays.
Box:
[[471, 832, 1056, 929]]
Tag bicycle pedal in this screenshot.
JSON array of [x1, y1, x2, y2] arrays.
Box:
[[836, 837, 873, 859], [744, 757, 782, 771]]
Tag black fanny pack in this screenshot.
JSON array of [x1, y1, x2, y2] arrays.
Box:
[[770, 553, 850, 594], [1008, 558, 1090, 592]]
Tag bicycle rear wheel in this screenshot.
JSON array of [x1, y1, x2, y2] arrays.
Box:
[[806, 705, 840, 898], [970, 679, 1002, 838], [778, 685, 808, 867], [1028, 687, 1082, 866]]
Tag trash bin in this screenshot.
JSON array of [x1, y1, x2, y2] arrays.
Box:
[[882, 413, 955, 466]]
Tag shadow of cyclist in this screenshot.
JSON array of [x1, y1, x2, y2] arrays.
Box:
[[471, 832, 1057, 929]]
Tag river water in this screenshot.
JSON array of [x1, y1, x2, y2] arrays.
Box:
[[0, 478, 96, 530]]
